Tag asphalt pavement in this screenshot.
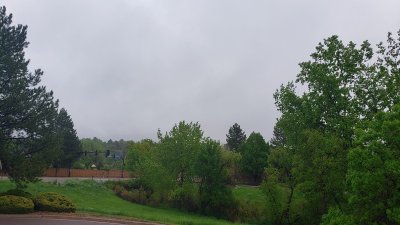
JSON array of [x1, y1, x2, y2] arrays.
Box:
[[0, 215, 162, 225], [0, 176, 129, 183], [0, 217, 122, 225]]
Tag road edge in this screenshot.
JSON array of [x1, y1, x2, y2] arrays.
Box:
[[0, 212, 165, 225]]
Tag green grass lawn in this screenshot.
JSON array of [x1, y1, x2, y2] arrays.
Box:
[[0, 180, 245, 225], [232, 185, 265, 209]]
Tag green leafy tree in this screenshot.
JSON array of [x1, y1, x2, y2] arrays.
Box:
[[270, 125, 286, 148], [125, 139, 174, 203], [125, 139, 156, 174], [240, 132, 269, 183], [226, 123, 246, 151], [272, 31, 400, 224], [320, 207, 355, 225], [157, 121, 203, 209], [346, 104, 400, 225], [296, 130, 347, 222], [264, 146, 297, 225], [220, 148, 241, 184], [0, 6, 60, 187], [157, 121, 203, 187], [195, 139, 236, 218], [55, 108, 81, 168]]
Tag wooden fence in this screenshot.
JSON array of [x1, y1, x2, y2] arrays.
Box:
[[0, 168, 132, 178]]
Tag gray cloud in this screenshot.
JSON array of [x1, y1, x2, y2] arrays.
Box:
[[3, 0, 400, 142]]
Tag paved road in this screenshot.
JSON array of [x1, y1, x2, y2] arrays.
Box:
[[0, 215, 161, 225], [0, 176, 130, 183], [0, 217, 124, 225]]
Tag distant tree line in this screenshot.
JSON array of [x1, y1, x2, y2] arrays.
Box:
[[75, 138, 132, 170]]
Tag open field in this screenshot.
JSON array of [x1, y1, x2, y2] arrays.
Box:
[[0, 180, 247, 225]]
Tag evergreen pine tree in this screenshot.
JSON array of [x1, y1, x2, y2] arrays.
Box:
[[226, 123, 246, 151], [0, 6, 60, 187]]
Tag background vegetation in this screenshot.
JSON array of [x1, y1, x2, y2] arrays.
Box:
[[1, 4, 400, 225]]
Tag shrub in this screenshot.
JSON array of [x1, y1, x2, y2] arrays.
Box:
[[199, 187, 238, 220], [113, 183, 153, 205], [0, 189, 33, 199], [236, 199, 263, 223], [0, 195, 34, 214], [169, 184, 199, 212], [34, 192, 76, 213]]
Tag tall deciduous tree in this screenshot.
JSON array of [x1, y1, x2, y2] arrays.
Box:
[[271, 31, 400, 224], [195, 139, 235, 218], [346, 104, 400, 225], [240, 132, 269, 183], [55, 108, 81, 168], [226, 123, 246, 151], [157, 121, 203, 187], [0, 6, 60, 187]]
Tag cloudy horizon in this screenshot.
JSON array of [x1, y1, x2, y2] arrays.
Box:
[[3, 0, 400, 142]]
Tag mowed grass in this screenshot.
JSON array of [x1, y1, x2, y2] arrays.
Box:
[[232, 185, 265, 209], [0, 180, 245, 225]]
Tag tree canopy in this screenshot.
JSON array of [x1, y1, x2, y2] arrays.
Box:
[[240, 132, 269, 183], [226, 123, 246, 151], [55, 108, 82, 168], [0, 6, 60, 187]]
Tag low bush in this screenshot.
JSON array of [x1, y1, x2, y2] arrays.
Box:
[[0, 189, 33, 199], [113, 183, 154, 206], [0, 195, 34, 214], [34, 192, 76, 213], [199, 187, 238, 221], [236, 199, 264, 223]]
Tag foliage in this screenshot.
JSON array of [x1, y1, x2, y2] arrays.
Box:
[[271, 31, 400, 224], [195, 139, 236, 219], [263, 146, 296, 225], [34, 192, 76, 212], [156, 121, 203, 210], [320, 207, 355, 225], [125, 139, 174, 203], [0, 195, 34, 214], [76, 137, 131, 170], [0, 189, 33, 199], [124, 122, 240, 219], [346, 104, 400, 225], [111, 180, 153, 205], [55, 108, 82, 168], [296, 130, 347, 219], [2, 180, 240, 225], [226, 123, 246, 151], [0, 6, 61, 188], [125, 139, 156, 173], [262, 169, 283, 224], [157, 121, 203, 187], [220, 149, 241, 184], [240, 132, 269, 183], [270, 125, 286, 148]]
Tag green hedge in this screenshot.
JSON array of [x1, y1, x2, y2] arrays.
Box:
[[34, 192, 76, 213], [0, 189, 33, 199], [0, 195, 34, 214]]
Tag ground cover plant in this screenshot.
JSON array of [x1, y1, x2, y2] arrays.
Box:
[[0, 195, 34, 214]]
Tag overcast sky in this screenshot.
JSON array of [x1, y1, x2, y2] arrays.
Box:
[[3, 0, 400, 142]]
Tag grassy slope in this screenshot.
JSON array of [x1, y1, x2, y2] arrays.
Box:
[[0, 180, 244, 225], [232, 185, 265, 209]]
